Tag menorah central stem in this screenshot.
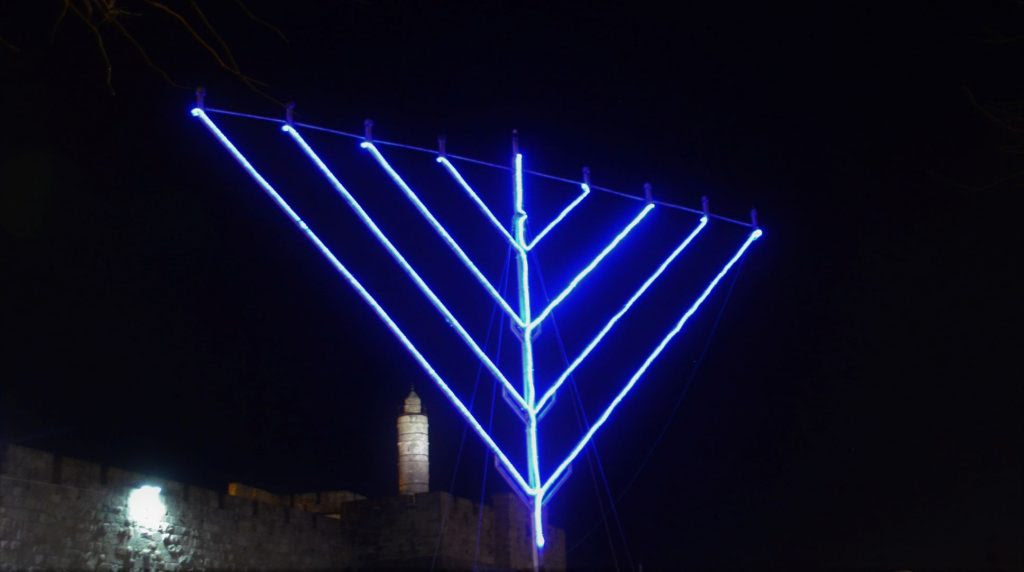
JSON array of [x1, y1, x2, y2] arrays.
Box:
[[513, 153, 545, 552]]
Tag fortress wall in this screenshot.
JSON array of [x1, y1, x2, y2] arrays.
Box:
[[0, 444, 566, 570], [333, 490, 497, 568], [0, 444, 350, 570]]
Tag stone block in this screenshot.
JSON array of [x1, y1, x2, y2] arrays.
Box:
[[104, 467, 146, 489], [58, 457, 102, 488], [1, 445, 54, 481], [0, 445, 568, 570], [220, 494, 253, 516], [184, 486, 219, 508]]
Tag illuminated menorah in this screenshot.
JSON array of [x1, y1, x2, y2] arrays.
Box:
[[190, 94, 763, 552]]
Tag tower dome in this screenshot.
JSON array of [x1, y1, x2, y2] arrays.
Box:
[[403, 389, 422, 414]]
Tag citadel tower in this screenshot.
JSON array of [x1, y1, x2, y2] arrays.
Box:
[[397, 388, 429, 494]]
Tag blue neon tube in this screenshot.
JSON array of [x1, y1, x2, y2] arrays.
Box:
[[284, 125, 528, 411], [436, 156, 518, 247], [362, 142, 525, 329], [541, 228, 763, 494], [194, 104, 765, 553], [511, 152, 546, 548], [191, 108, 533, 494], [535, 215, 708, 413], [530, 203, 655, 328], [525, 183, 590, 251]]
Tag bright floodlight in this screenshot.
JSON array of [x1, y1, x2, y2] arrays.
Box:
[[128, 485, 165, 528]]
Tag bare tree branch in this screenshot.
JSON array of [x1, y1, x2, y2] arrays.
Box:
[[0, 35, 20, 53], [109, 17, 188, 90], [233, 0, 288, 43], [33, 0, 288, 106], [143, 0, 280, 104], [974, 28, 1024, 45], [67, 1, 115, 94], [963, 87, 1024, 135], [927, 168, 1024, 192], [143, 0, 239, 75], [190, 1, 241, 72], [51, 0, 71, 43]]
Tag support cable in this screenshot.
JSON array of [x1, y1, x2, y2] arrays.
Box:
[[531, 251, 634, 571], [473, 332, 504, 569], [616, 257, 745, 500], [566, 259, 745, 555], [431, 246, 513, 570], [201, 107, 756, 229]]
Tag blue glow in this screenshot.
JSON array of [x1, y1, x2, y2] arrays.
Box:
[[436, 156, 517, 247], [512, 152, 545, 549], [534, 498, 545, 548], [283, 125, 527, 411], [541, 228, 763, 494], [530, 203, 655, 328], [193, 105, 765, 553], [514, 153, 528, 236], [535, 215, 708, 413], [191, 108, 532, 494], [362, 142, 525, 329], [524, 183, 590, 251]]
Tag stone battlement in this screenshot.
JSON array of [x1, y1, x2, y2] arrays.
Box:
[[0, 444, 565, 570]]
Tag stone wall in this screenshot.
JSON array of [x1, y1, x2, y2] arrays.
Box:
[[226, 482, 366, 514], [491, 493, 567, 571], [332, 491, 565, 570], [0, 444, 566, 570], [0, 445, 349, 570], [334, 491, 494, 568]]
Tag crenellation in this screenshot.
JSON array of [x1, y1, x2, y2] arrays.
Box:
[[219, 492, 254, 517]]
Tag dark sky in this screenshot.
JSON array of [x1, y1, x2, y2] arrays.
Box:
[[2, 2, 1020, 570]]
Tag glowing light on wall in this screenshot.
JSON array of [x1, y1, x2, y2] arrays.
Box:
[[127, 485, 165, 528], [191, 104, 764, 551]]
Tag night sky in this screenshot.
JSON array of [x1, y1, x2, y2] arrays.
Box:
[[2, 2, 1020, 570]]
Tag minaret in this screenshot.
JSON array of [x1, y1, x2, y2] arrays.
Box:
[[397, 388, 429, 494]]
